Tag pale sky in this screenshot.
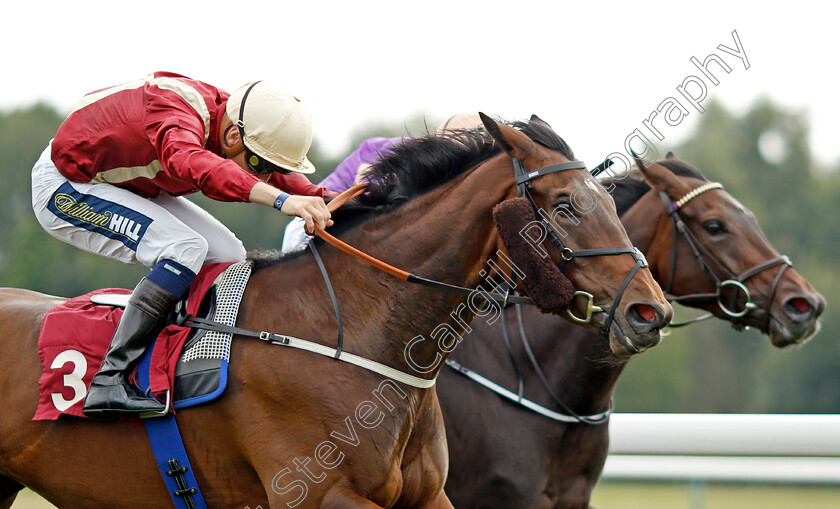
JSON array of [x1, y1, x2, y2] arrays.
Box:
[[4, 1, 837, 169]]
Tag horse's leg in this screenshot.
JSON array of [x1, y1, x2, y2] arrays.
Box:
[[318, 485, 386, 509], [0, 475, 23, 509], [414, 491, 455, 509], [397, 395, 452, 509]]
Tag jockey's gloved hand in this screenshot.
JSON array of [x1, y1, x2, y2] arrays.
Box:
[[275, 194, 333, 234]]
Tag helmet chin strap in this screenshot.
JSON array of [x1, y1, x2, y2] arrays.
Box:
[[221, 124, 261, 177], [221, 146, 254, 176]]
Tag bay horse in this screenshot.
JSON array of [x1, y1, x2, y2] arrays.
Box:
[[438, 154, 826, 509], [0, 115, 671, 508]]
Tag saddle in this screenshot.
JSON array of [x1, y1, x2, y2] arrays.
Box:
[[33, 261, 252, 421]]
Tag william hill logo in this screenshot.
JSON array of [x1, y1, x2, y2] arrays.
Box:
[[52, 191, 145, 243]]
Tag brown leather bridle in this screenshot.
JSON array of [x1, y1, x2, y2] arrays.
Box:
[[658, 183, 792, 332]]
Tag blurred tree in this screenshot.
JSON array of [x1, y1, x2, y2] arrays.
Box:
[[0, 103, 63, 216], [0, 104, 64, 272]]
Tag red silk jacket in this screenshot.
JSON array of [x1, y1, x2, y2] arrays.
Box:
[[51, 71, 328, 202]]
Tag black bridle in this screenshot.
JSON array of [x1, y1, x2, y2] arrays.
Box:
[[658, 184, 792, 332], [512, 158, 650, 341]]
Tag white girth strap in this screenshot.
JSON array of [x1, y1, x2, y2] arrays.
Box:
[[268, 333, 437, 389]]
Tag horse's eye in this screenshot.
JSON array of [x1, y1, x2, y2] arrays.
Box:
[[703, 219, 727, 236], [553, 199, 575, 218]]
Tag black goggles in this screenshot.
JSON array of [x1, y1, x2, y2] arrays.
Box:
[[236, 81, 293, 175]]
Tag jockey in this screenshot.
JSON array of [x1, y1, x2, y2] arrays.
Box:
[[31, 72, 335, 417], [280, 112, 482, 254]]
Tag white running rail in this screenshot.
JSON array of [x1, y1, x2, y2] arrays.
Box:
[[602, 413, 840, 484]]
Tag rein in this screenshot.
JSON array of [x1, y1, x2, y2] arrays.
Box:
[[312, 183, 533, 306], [444, 358, 612, 424], [445, 277, 613, 425], [658, 184, 792, 331]]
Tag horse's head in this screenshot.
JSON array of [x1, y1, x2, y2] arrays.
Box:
[[481, 114, 672, 356], [622, 153, 825, 347]]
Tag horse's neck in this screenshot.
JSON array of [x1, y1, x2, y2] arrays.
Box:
[[531, 308, 626, 414], [454, 305, 627, 416], [621, 190, 674, 284], [353, 171, 505, 285], [346, 167, 511, 375], [257, 159, 513, 383]]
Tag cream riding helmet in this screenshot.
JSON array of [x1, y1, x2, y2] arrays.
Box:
[[226, 81, 317, 174]]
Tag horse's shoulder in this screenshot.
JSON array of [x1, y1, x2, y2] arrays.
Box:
[[0, 288, 66, 312]]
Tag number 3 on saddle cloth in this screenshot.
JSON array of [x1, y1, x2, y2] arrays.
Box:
[[33, 261, 252, 421]]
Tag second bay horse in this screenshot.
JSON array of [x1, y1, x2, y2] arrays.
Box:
[[439, 154, 825, 509]]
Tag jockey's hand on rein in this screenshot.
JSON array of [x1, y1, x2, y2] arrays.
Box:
[[280, 195, 333, 234]]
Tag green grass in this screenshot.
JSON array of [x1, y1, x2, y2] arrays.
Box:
[[591, 481, 840, 509]]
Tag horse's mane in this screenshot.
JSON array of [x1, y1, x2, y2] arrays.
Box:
[[251, 118, 576, 269], [608, 156, 709, 217], [338, 128, 497, 221], [334, 119, 575, 222]]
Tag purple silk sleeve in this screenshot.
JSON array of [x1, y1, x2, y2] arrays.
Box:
[[319, 137, 404, 193]]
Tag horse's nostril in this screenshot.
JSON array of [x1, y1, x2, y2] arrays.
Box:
[[784, 297, 814, 320], [635, 304, 657, 323], [789, 298, 811, 314], [627, 302, 668, 334]]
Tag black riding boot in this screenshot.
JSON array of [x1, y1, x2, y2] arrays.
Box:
[[82, 277, 177, 417]]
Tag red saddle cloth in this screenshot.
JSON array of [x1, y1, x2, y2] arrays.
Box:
[[33, 262, 232, 420]]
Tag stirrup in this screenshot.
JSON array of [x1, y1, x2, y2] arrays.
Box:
[[140, 390, 172, 419]]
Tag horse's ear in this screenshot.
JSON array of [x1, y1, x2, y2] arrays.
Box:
[[666, 151, 677, 159], [529, 114, 551, 128], [634, 156, 692, 198], [480, 112, 535, 160]]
